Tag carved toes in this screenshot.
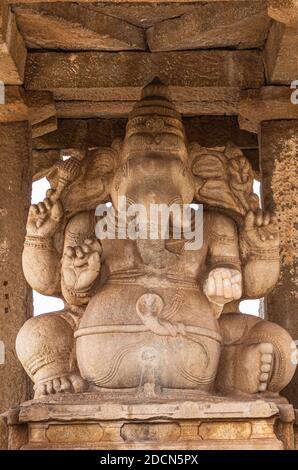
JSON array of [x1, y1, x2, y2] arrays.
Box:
[[60, 376, 72, 392], [258, 342, 274, 393], [34, 375, 74, 398], [69, 373, 88, 393], [232, 341, 275, 395]]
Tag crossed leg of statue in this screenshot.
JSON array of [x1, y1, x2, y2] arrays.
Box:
[[16, 311, 88, 398], [216, 313, 296, 396], [16, 310, 296, 399]]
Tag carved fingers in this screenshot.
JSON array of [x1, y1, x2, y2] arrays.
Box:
[[204, 267, 242, 306], [63, 238, 102, 291], [243, 210, 279, 247], [27, 189, 63, 237]]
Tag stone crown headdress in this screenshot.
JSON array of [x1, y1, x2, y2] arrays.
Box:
[[122, 78, 188, 163]]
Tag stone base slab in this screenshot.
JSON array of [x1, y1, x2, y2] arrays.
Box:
[[3, 393, 285, 450]]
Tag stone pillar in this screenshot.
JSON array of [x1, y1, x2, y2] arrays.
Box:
[[260, 120, 298, 406], [0, 120, 33, 413]]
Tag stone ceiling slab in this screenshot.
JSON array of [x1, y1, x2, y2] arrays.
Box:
[[147, 1, 270, 51], [13, 4, 145, 50]]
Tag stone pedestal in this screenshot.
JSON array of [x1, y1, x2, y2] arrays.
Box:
[[294, 410, 298, 450], [5, 393, 286, 450]]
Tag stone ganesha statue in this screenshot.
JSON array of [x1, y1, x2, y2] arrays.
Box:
[[16, 80, 296, 400]]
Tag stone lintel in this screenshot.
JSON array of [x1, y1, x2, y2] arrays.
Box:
[[20, 85, 292, 123], [54, 88, 244, 118], [25, 50, 264, 100]]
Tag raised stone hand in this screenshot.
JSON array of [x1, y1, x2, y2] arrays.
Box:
[[204, 267, 242, 306], [241, 209, 279, 250], [26, 189, 63, 238], [62, 238, 102, 292]]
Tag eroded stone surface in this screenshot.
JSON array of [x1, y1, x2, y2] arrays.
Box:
[[264, 21, 298, 85], [24, 50, 264, 101], [18, 392, 280, 422], [0, 414, 8, 449], [238, 87, 298, 133], [14, 4, 145, 51], [147, 1, 270, 51], [0, 122, 32, 413], [0, 5, 27, 84], [10, 394, 283, 450], [260, 121, 298, 407]]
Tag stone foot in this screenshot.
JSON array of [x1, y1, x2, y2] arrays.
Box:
[[34, 372, 88, 399], [236, 342, 274, 394], [217, 314, 296, 396]]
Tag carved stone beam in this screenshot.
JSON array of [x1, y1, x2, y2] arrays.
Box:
[[0, 4, 27, 85], [238, 87, 298, 133], [0, 86, 57, 137], [264, 20, 298, 85], [25, 91, 57, 138], [13, 4, 145, 51], [24, 50, 264, 100], [24, 50, 264, 119], [147, 1, 270, 51], [6, 0, 298, 14], [55, 91, 247, 119]]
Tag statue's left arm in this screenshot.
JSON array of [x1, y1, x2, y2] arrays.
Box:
[[240, 210, 280, 298], [61, 211, 102, 307], [203, 212, 242, 314]]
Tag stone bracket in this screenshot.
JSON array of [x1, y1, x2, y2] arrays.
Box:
[[0, 86, 57, 137], [238, 87, 298, 133]]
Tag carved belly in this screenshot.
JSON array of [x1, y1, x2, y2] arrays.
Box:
[[75, 281, 221, 390]]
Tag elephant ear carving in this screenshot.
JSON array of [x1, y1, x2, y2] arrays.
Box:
[[189, 142, 260, 224], [48, 140, 122, 218]]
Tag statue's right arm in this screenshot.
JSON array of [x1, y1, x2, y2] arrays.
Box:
[[22, 189, 64, 296], [23, 239, 61, 296]]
